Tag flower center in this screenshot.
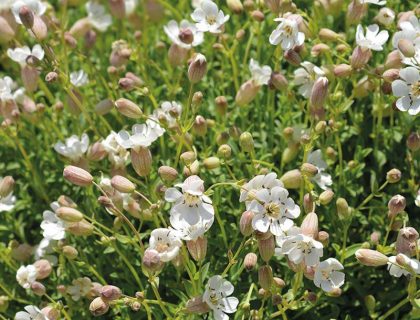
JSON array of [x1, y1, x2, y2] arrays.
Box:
[[156, 242, 169, 253], [206, 15, 216, 25], [265, 202, 281, 218], [209, 292, 219, 305], [184, 193, 201, 207], [284, 25, 294, 36], [321, 270, 330, 280], [410, 81, 420, 97]]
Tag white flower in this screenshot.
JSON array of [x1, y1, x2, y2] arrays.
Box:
[[191, 0, 230, 34], [124, 0, 138, 15], [415, 189, 420, 207], [269, 17, 305, 50], [307, 149, 332, 190], [40, 202, 66, 241], [294, 62, 325, 98], [165, 175, 214, 226], [0, 76, 25, 103], [203, 275, 239, 320], [54, 133, 89, 162], [102, 131, 130, 168], [170, 212, 213, 240], [152, 101, 182, 128], [34, 238, 57, 265], [249, 186, 301, 236], [12, 0, 47, 25], [70, 70, 89, 87], [275, 226, 301, 257], [149, 228, 182, 262], [239, 172, 283, 207], [281, 233, 323, 266], [249, 59, 272, 86], [117, 120, 164, 151], [164, 20, 204, 49], [7, 45, 45, 66], [15, 305, 49, 320], [16, 265, 38, 289], [355, 24, 389, 51], [360, 0, 386, 5], [375, 8, 395, 27], [392, 17, 420, 66], [388, 254, 420, 278], [0, 177, 16, 212], [67, 277, 92, 301], [314, 258, 345, 292], [86, 1, 112, 32], [391, 67, 420, 115]]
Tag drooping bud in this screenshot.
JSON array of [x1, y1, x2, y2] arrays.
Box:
[[193, 115, 208, 136], [244, 252, 258, 271], [66, 219, 94, 236], [386, 168, 401, 183], [31, 282, 46, 296], [280, 169, 302, 189], [186, 237, 207, 261], [336, 198, 350, 220], [396, 227, 419, 256], [273, 277, 285, 288], [158, 166, 178, 182], [215, 96, 228, 115], [111, 175, 135, 193], [142, 248, 163, 273], [62, 245, 78, 260], [258, 265, 273, 290], [18, 6, 34, 29], [397, 39, 415, 58], [235, 79, 260, 106], [334, 64, 352, 78], [180, 151, 196, 166], [346, 0, 366, 25], [300, 163, 318, 178], [382, 69, 399, 83], [89, 297, 109, 317], [268, 72, 288, 91], [318, 231, 329, 245], [283, 49, 301, 66], [0, 176, 15, 197], [168, 43, 188, 66], [203, 157, 220, 170], [319, 28, 340, 41], [0, 16, 15, 43], [388, 195, 406, 216], [33, 259, 52, 280], [239, 132, 254, 153], [350, 46, 372, 70], [311, 43, 330, 57], [41, 306, 59, 320], [188, 54, 207, 83], [240, 210, 254, 236], [384, 50, 402, 69], [63, 166, 93, 187], [303, 193, 314, 213], [301, 212, 318, 238], [407, 132, 420, 151], [258, 236, 275, 262], [100, 285, 122, 301], [227, 0, 244, 13], [131, 147, 152, 177], [87, 142, 107, 161], [319, 190, 334, 205], [355, 249, 389, 266], [55, 207, 84, 222]]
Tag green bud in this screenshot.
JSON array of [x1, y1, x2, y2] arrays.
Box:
[[239, 132, 254, 153]]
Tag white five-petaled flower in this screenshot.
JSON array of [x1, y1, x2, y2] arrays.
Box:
[[40, 202, 66, 241], [392, 16, 420, 66], [102, 131, 130, 168], [249, 186, 301, 237], [149, 228, 183, 262], [170, 212, 213, 240], [152, 101, 182, 128], [269, 17, 305, 50], [191, 0, 230, 34], [281, 233, 323, 266], [375, 8, 395, 27], [391, 67, 420, 115], [294, 62, 325, 98], [70, 70, 89, 87], [54, 133, 89, 162], [117, 120, 165, 151], [12, 0, 47, 24], [67, 277, 93, 301], [15, 305, 49, 320], [360, 0, 386, 5], [249, 59, 272, 86], [314, 258, 345, 292], [85, 1, 112, 32], [16, 265, 38, 289], [388, 254, 420, 278], [0, 76, 25, 103], [7, 45, 45, 66], [307, 149, 332, 190], [203, 275, 239, 320], [164, 20, 204, 49], [34, 238, 58, 265], [165, 175, 214, 226], [355, 24, 389, 51], [239, 172, 283, 208]]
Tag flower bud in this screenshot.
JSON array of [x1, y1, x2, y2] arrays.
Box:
[[0, 16, 15, 43], [346, 0, 366, 25], [355, 249, 389, 266], [319, 190, 334, 205], [407, 132, 420, 151], [180, 151, 196, 166], [301, 212, 318, 238], [62, 245, 78, 260], [41, 306, 59, 320], [109, 0, 126, 19], [111, 175, 136, 193], [273, 277, 285, 288], [240, 210, 254, 236], [19, 6, 34, 29], [131, 147, 152, 177], [30, 15, 48, 40], [55, 207, 84, 222], [63, 166, 93, 186], [244, 252, 258, 271], [193, 115, 207, 136], [258, 265, 273, 290], [239, 132, 254, 153], [114, 98, 143, 118], [31, 282, 46, 296], [186, 237, 207, 262], [235, 79, 260, 106], [374, 8, 395, 26], [188, 54, 207, 83], [311, 43, 330, 57], [186, 296, 211, 314], [300, 163, 318, 178], [396, 227, 419, 256], [203, 157, 220, 170], [336, 198, 350, 220], [268, 72, 288, 91], [388, 195, 406, 216], [258, 236, 275, 262], [334, 64, 352, 78], [227, 0, 244, 13], [183, 160, 200, 176], [168, 43, 188, 66], [397, 39, 415, 58], [33, 259, 52, 280], [89, 297, 109, 316], [0, 176, 15, 197], [215, 96, 228, 115], [280, 169, 302, 189], [217, 144, 232, 159], [386, 168, 401, 183], [101, 285, 122, 301], [142, 248, 163, 273], [350, 46, 372, 70], [319, 28, 340, 41], [283, 49, 301, 66], [303, 193, 314, 213], [318, 231, 329, 245], [87, 142, 107, 161], [158, 166, 178, 182], [251, 10, 264, 21], [66, 219, 94, 236], [384, 50, 402, 69]]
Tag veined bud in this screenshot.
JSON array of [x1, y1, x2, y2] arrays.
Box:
[[89, 297, 109, 317], [168, 43, 188, 66], [111, 175, 135, 193], [346, 0, 366, 25], [215, 96, 228, 115], [251, 10, 264, 22], [192, 91, 203, 106], [240, 210, 254, 236], [227, 0, 244, 13], [258, 235, 275, 262], [355, 249, 389, 266], [235, 79, 260, 106], [186, 296, 211, 314], [34, 259, 52, 280], [272, 294, 282, 305], [21, 65, 39, 92], [158, 166, 178, 182], [268, 72, 288, 91], [258, 265, 273, 290], [336, 198, 350, 220], [109, 0, 126, 19], [282, 145, 299, 164], [284, 49, 301, 66], [280, 169, 302, 189], [244, 252, 258, 271], [218, 144, 232, 159], [319, 190, 334, 205], [131, 147, 152, 177], [301, 163, 318, 178], [94, 99, 113, 116], [62, 245, 78, 260], [30, 15, 48, 40], [236, 29, 245, 40], [0, 16, 15, 43], [41, 306, 59, 320], [31, 282, 46, 296], [118, 77, 136, 91], [57, 196, 76, 208], [370, 231, 381, 244], [388, 195, 406, 216], [386, 168, 401, 183], [180, 151, 196, 166], [66, 219, 94, 236], [186, 237, 207, 261], [273, 277, 285, 288], [63, 166, 93, 186], [407, 132, 420, 151], [303, 193, 314, 213], [350, 46, 372, 70], [142, 248, 163, 273], [334, 64, 352, 78], [396, 228, 418, 256], [19, 6, 34, 29], [203, 157, 220, 170], [239, 132, 254, 153], [311, 43, 330, 57], [55, 207, 84, 222], [87, 142, 107, 161], [193, 115, 207, 136], [301, 212, 319, 238], [0, 176, 15, 197], [188, 54, 207, 83], [183, 160, 200, 176], [397, 39, 415, 58], [319, 28, 340, 41], [101, 285, 122, 301], [131, 301, 141, 311], [384, 50, 402, 69], [382, 69, 399, 83], [318, 231, 329, 245]]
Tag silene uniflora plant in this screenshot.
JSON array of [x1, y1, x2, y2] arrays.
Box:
[[0, 0, 419, 319]]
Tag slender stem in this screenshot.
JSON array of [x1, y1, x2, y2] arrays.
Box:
[[378, 297, 409, 320], [221, 238, 247, 277], [149, 278, 172, 319]]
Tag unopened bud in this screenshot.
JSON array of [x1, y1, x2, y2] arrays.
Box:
[[382, 69, 399, 83], [0, 176, 15, 197], [355, 249, 389, 266], [55, 207, 84, 222], [301, 163, 318, 177], [131, 147, 152, 177], [180, 151, 196, 166], [101, 285, 122, 301], [258, 265, 273, 290], [319, 28, 340, 41], [66, 219, 94, 236], [62, 245, 78, 260], [193, 115, 207, 136], [203, 157, 220, 170], [186, 237, 207, 262], [31, 282, 46, 296], [227, 0, 244, 13], [218, 144, 232, 159], [111, 175, 135, 193], [186, 296, 211, 314], [158, 166, 178, 182], [388, 195, 406, 216], [273, 277, 285, 288], [318, 231, 329, 245], [268, 72, 288, 91], [386, 168, 401, 183], [336, 198, 350, 220], [215, 96, 228, 115], [168, 43, 188, 66], [33, 259, 52, 280], [240, 210, 254, 236], [244, 252, 258, 271], [284, 49, 301, 66], [142, 248, 163, 273], [334, 64, 352, 78], [350, 46, 372, 70], [89, 297, 109, 316], [303, 193, 314, 213], [398, 39, 415, 58], [41, 306, 59, 320], [109, 0, 126, 19], [19, 6, 34, 29], [280, 169, 302, 189], [301, 212, 318, 238], [258, 236, 275, 262], [239, 132, 254, 153], [385, 50, 402, 69], [311, 43, 330, 57], [407, 132, 420, 151], [235, 79, 260, 106], [63, 166, 93, 187], [251, 10, 264, 21], [188, 54, 207, 83]]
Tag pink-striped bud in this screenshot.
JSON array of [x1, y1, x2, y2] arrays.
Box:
[[34, 259, 52, 280], [350, 46, 372, 70], [301, 212, 319, 238], [186, 237, 207, 261], [244, 252, 258, 271], [111, 175, 135, 193], [258, 265, 273, 290], [100, 285, 122, 301], [63, 166, 93, 186], [355, 249, 388, 266], [334, 64, 352, 78], [131, 147, 152, 177], [258, 235, 275, 262], [235, 79, 260, 106], [240, 210, 254, 236], [168, 43, 188, 66], [188, 54, 207, 83]]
